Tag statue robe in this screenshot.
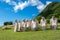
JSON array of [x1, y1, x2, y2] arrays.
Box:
[[40, 19, 46, 30], [18, 22, 21, 31], [21, 21, 26, 31], [31, 20, 37, 31], [50, 18, 58, 30], [14, 22, 18, 32]]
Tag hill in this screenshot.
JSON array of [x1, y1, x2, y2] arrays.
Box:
[[35, 2, 60, 22]]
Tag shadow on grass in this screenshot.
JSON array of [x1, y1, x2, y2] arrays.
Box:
[[2, 27, 12, 30]]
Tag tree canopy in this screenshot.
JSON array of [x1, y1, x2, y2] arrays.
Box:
[[4, 22, 13, 26]]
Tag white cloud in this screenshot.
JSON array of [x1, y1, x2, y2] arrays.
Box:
[[9, 1, 17, 6], [37, 1, 45, 12], [13, 0, 41, 12], [3, 0, 11, 3], [14, 1, 29, 12], [2, 0, 17, 6], [37, 1, 52, 12], [46, 1, 52, 5], [13, 0, 46, 12], [29, 0, 40, 6], [0, 0, 52, 12]]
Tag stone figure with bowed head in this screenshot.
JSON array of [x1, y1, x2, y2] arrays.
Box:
[[21, 19, 26, 31], [31, 19, 37, 31], [26, 20, 31, 30], [14, 20, 18, 32], [50, 16, 58, 30], [18, 21, 21, 31], [40, 17, 46, 30]]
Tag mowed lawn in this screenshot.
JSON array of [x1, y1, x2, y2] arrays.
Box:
[[0, 24, 60, 40]]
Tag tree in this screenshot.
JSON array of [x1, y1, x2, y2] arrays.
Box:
[[4, 22, 13, 26]]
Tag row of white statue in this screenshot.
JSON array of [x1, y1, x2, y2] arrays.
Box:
[[14, 16, 58, 32]]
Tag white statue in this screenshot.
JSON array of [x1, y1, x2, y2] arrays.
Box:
[[31, 19, 37, 31], [50, 16, 58, 30], [26, 20, 30, 30], [18, 21, 21, 31], [14, 20, 18, 32], [21, 20, 26, 31], [40, 17, 46, 30]]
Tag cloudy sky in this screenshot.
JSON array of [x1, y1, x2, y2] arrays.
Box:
[[0, 0, 60, 26]]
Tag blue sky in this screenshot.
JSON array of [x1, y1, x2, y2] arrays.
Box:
[[0, 0, 60, 26]]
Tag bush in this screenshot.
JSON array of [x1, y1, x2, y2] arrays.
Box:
[[46, 19, 50, 23]]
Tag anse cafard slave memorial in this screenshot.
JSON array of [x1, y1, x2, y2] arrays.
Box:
[[14, 16, 58, 32]]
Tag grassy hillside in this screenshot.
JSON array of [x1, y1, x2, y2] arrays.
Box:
[[36, 2, 60, 22]]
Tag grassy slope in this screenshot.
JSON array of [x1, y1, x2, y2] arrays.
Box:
[[0, 24, 60, 40], [35, 2, 60, 22]]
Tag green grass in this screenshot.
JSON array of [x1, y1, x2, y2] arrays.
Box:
[[0, 25, 60, 40]]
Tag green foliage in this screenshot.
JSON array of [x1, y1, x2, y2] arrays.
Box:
[[4, 22, 13, 26], [36, 2, 60, 22], [35, 16, 41, 22]]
